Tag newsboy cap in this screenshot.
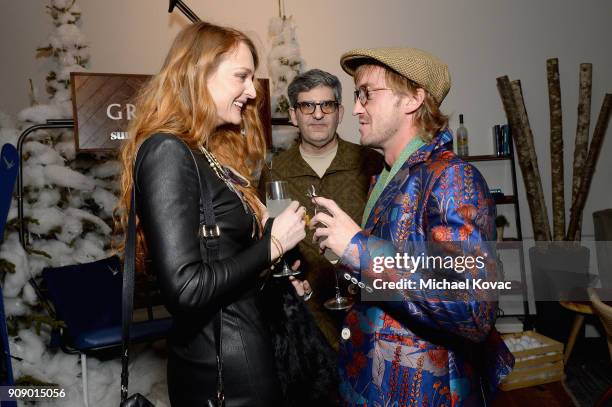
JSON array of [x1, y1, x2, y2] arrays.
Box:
[[340, 47, 451, 105]]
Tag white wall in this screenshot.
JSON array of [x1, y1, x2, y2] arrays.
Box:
[[2, 0, 612, 241]]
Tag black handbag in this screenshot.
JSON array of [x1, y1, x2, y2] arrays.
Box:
[[121, 143, 224, 407], [120, 393, 155, 407]]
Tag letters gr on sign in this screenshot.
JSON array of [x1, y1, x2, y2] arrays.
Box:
[[106, 103, 136, 121]]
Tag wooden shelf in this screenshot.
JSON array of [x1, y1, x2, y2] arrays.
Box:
[[497, 239, 523, 251], [271, 117, 291, 125], [464, 154, 511, 162], [502, 280, 525, 295], [494, 194, 517, 205]]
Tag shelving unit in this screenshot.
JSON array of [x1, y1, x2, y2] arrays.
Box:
[[464, 146, 531, 329]]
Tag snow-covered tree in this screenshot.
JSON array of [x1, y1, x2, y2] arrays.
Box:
[[267, 15, 304, 118], [0, 1, 167, 405]]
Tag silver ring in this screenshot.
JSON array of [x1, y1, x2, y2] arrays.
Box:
[[303, 290, 313, 301]]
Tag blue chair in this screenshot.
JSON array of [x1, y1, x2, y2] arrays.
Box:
[[40, 256, 172, 406]]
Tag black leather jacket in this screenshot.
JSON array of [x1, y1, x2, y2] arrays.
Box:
[[135, 133, 280, 406]]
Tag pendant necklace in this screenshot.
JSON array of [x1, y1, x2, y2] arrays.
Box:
[[199, 145, 258, 234]]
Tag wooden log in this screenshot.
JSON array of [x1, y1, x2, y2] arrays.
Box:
[[511, 79, 552, 241], [547, 59, 565, 241], [570, 63, 592, 241], [496, 76, 551, 241], [567, 94, 612, 240]]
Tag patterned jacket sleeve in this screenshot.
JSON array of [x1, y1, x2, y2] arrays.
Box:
[[340, 162, 498, 342]]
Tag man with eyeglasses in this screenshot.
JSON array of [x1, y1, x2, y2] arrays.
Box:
[[259, 69, 383, 351], [310, 49, 514, 406]]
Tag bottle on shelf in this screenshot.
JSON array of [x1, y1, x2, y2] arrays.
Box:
[[456, 114, 469, 157]]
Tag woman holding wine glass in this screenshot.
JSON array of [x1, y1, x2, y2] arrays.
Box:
[[265, 180, 303, 277], [116, 22, 306, 406]]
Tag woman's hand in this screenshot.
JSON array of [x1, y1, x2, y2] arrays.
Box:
[[256, 197, 270, 227], [290, 277, 313, 301], [270, 201, 306, 262], [288, 260, 313, 300]]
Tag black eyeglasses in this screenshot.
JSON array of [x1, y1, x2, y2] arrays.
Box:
[[353, 87, 392, 106], [294, 100, 339, 115]]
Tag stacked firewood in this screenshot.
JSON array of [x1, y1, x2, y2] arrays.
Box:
[[497, 60, 612, 241]]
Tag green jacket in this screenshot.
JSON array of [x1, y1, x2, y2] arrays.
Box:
[[259, 137, 383, 348]]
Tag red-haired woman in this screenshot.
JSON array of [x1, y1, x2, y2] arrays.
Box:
[[116, 22, 306, 406]]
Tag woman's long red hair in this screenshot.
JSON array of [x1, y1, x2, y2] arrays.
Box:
[[115, 22, 267, 271]]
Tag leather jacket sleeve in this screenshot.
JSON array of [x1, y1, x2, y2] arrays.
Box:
[[135, 133, 271, 315]]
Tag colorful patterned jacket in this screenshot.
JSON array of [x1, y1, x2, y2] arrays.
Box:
[[338, 130, 514, 406]]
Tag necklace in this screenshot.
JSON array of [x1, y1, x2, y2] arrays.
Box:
[[199, 145, 252, 215]]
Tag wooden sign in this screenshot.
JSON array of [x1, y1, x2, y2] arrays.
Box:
[[70, 72, 149, 152], [70, 73, 272, 152]]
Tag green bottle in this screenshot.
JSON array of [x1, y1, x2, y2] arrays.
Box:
[[456, 114, 469, 156]]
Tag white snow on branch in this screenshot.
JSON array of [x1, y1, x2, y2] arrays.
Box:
[[44, 164, 96, 190], [89, 161, 121, 179], [91, 187, 118, 218], [71, 237, 106, 263], [28, 206, 64, 236], [23, 141, 65, 166], [51, 0, 77, 10], [57, 64, 87, 81], [64, 207, 112, 234], [18, 104, 71, 124], [30, 239, 75, 267], [49, 23, 87, 49], [0, 234, 30, 298], [23, 163, 46, 188], [55, 140, 76, 160], [32, 188, 61, 209], [56, 215, 82, 244], [4, 297, 30, 317], [22, 282, 38, 305], [267, 16, 304, 117]]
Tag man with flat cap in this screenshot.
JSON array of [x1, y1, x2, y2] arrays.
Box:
[[310, 48, 514, 405]]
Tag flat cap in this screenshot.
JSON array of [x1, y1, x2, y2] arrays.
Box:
[[340, 47, 451, 105]]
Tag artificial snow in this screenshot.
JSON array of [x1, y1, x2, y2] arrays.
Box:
[[267, 15, 304, 119], [23, 141, 65, 166], [64, 207, 111, 235], [0, 2, 170, 405], [49, 24, 87, 50], [18, 104, 71, 124], [23, 163, 47, 188], [28, 206, 65, 236], [91, 187, 118, 219], [44, 164, 97, 190], [4, 298, 29, 317], [55, 215, 83, 244], [54, 140, 76, 160], [32, 189, 61, 209], [0, 234, 30, 298], [89, 161, 121, 179]]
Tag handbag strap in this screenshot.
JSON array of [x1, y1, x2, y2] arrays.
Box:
[[186, 147, 224, 405], [121, 142, 224, 403], [121, 183, 137, 401]]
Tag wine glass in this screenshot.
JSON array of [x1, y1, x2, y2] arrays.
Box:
[[266, 181, 300, 278], [307, 185, 353, 310]]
